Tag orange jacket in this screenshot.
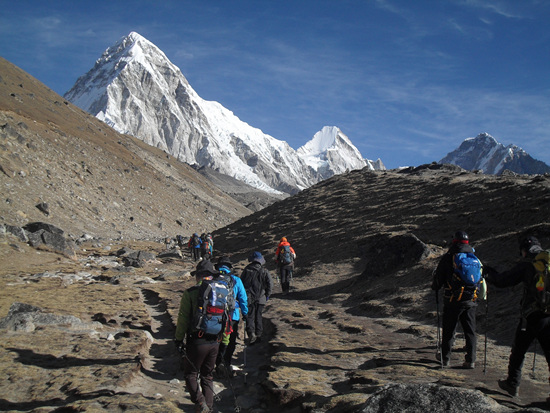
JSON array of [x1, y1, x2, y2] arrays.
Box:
[[275, 241, 296, 261]]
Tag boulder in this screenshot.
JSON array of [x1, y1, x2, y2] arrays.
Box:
[[360, 383, 546, 413]]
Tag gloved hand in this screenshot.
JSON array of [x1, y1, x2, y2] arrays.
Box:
[[174, 339, 185, 356], [266, 296, 269, 301]]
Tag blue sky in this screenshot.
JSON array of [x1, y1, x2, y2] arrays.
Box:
[[1, 0, 549, 169]]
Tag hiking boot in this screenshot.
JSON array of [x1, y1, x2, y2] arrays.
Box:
[[462, 361, 475, 369], [248, 332, 257, 345], [436, 352, 450, 368], [498, 379, 519, 397], [195, 401, 210, 413]]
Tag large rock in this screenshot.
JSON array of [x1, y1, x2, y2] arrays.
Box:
[[360, 383, 543, 413]]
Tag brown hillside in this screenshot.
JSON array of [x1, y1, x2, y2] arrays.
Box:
[[0, 57, 250, 241]]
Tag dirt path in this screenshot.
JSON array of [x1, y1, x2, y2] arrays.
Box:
[[115, 260, 550, 412], [261, 271, 550, 412]]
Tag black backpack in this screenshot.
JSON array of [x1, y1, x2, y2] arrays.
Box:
[[241, 263, 265, 304], [524, 250, 550, 316]]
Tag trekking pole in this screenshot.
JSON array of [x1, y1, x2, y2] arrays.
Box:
[[435, 289, 443, 368], [531, 341, 537, 378], [483, 294, 489, 375], [221, 358, 241, 412]]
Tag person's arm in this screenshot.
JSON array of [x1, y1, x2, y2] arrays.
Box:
[[264, 268, 273, 298], [432, 253, 450, 290], [175, 289, 193, 341], [235, 277, 248, 317], [485, 262, 529, 288]]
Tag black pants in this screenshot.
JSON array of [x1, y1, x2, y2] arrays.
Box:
[[246, 302, 265, 338], [183, 341, 219, 409], [441, 301, 477, 363], [279, 265, 293, 293], [192, 248, 200, 261], [507, 313, 550, 387], [217, 319, 240, 367]]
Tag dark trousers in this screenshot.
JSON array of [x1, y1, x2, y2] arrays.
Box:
[[247, 302, 265, 338], [507, 314, 550, 387], [217, 319, 239, 367], [441, 301, 477, 363], [192, 248, 200, 261], [183, 341, 219, 409], [279, 265, 293, 293]]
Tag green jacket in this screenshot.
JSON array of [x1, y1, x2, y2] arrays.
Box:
[[175, 282, 230, 345]]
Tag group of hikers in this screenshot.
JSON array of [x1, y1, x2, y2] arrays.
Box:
[[173, 237, 296, 413], [432, 231, 550, 404], [172, 229, 550, 412]]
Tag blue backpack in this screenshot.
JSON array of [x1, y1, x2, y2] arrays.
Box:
[[449, 252, 482, 302], [194, 275, 234, 336], [279, 245, 294, 265]]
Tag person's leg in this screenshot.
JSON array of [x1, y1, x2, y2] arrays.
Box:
[[183, 343, 205, 405], [534, 316, 550, 399], [247, 304, 257, 340], [199, 342, 219, 410], [225, 320, 239, 366], [255, 304, 265, 339], [459, 304, 477, 364], [441, 304, 460, 364], [506, 319, 536, 388]]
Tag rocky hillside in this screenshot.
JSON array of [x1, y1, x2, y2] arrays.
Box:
[[0, 57, 251, 241]]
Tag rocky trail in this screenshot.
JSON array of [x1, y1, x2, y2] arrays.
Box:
[[2, 238, 550, 412]]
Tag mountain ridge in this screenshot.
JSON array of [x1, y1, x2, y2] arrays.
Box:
[[440, 132, 550, 175], [64, 32, 385, 195]]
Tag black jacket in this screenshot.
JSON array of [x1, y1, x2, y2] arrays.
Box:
[[485, 245, 546, 317], [240, 261, 273, 305]]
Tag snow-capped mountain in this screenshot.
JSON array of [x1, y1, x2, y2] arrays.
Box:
[[297, 126, 384, 180], [64, 32, 383, 195], [440, 133, 550, 175]]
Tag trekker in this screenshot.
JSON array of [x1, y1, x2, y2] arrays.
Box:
[[485, 236, 550, 401], [201, 234, 213, 261], [275, 237, 296, 294], [432, 230, 486, 369], [188, 233, 202, 262], [241, 251, 273, 345], [215, 256, 248, 375], [174, 260, 227, 413]]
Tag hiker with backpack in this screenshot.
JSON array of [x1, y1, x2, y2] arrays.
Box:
[[200, 234, 213, 261], [214, 255, 248, 375], [174, 259, 234, 413], [188, 233, 202, 262], [275, 237, 296, 294], [431, 230, 487, 369], [484, 236, 550, 401], [241, 251, 273, 345]]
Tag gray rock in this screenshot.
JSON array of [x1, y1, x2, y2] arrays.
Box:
[[0, 302, 85, 332], [360, 383, 544, 413]]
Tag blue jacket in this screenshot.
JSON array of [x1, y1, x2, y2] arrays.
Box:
[[219, 266, 248, 321]]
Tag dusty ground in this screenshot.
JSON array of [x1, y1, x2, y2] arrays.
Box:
[[1, 234, 549, 413]]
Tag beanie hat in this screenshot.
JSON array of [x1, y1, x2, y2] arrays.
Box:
[[248, 251, 266, 265]]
